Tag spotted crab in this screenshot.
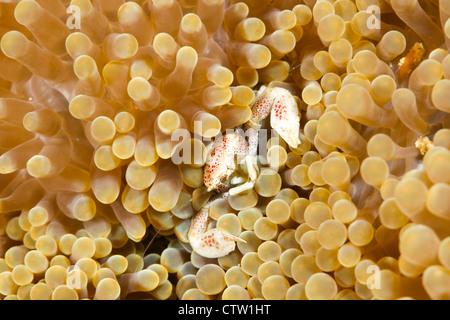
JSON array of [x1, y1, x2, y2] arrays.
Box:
[[203, 85, 301, 194], [188, 85, 301, 258]]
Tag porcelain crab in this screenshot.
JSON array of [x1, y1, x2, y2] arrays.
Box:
[[203, 85, 301, 194], [187, 85, 301, 258]]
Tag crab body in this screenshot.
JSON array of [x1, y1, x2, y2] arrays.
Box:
[[203, 132, 249, 192]]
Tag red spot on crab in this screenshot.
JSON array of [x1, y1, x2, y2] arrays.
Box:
[[203, 132, 249, 192]]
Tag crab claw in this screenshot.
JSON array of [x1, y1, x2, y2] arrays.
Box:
[[247, 86, 301, 153], [249, 85, 275, 124], [188, 193, 246, 258], [203, 132, 249, 192], [191, 228, 246, 258], [188, 205, 210, 241], [188, 192, 223, 241], [269, 87, 301, 149]]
